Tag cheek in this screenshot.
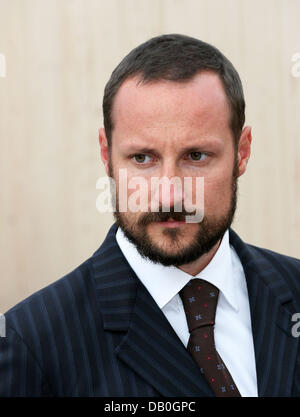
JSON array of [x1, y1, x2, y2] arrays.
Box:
[[202, 150, 236, 210], [203, 172, 234, 213], [115, 172, 152, 214]]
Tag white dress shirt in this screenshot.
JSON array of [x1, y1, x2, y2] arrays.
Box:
[[116, 227, 258, 397]]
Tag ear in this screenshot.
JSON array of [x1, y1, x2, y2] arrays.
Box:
[[99, 127, 110, 176], [237, 126, 252, 177]]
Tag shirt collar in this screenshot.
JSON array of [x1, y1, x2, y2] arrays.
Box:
[[195, 230, 239, 312], [116, 227, 238, 312]]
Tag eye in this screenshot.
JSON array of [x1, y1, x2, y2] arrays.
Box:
[[132, 154, 152, 164], [188, 152, 207, 161]]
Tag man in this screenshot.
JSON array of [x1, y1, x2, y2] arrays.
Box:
[[1, 34, 300, 397]]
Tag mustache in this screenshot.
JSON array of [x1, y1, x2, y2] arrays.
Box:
[[137, 206, 198, 226]]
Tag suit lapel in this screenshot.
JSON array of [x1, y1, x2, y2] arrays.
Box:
[[116, 279, 214, 396], [92, 223, 213, 397], [229, 229, 299, 397]]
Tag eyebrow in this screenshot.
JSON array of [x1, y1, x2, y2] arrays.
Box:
[[122, 142, 220, 155]]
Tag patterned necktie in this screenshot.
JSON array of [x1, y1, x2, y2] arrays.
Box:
[[180, 278, 241, 397]]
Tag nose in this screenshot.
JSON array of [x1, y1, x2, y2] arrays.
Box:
[[152, 160, 183, 210]]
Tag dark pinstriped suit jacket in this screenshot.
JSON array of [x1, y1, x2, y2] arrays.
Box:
[[1, 222, 300, 397]]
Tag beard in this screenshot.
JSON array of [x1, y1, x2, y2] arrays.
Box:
[[110, 158, 238, 267]]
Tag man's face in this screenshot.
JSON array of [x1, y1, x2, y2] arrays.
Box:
[[100, 71, 251, 267]]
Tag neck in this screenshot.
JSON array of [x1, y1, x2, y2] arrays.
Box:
[[177, 239, 222, 276]]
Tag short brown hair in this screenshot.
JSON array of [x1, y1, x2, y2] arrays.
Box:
[[103, 34, 245, 147]]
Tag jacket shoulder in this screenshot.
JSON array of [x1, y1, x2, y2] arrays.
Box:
[[1, 256, 101, 396], [230, 228, 300, 272], [5, 257, 93, 321], [247, 243, 300, 273], [230, 228, 300, 297]]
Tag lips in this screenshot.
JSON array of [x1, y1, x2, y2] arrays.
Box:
[[157, 218, 186, 228]]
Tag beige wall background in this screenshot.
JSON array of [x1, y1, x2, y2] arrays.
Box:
[[0, 0, 300, 312]]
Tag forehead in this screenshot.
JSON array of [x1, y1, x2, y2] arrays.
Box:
[[112, 71, 231, 139]]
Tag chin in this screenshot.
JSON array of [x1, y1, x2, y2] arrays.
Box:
[[150, 233, 193, 252]]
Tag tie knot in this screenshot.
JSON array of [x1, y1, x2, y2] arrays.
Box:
[[180, 278, 219, 333]]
